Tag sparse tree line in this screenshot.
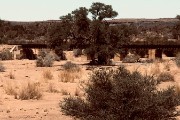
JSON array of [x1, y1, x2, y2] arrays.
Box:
[[0, 2, 180, 64], [0, 20, 50, 43]]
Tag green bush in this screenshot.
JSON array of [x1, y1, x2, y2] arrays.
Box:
[[157, 72, 174, 83], [0, 62, 5, 72], [0, 50, 12, 60], [60, 66, 180, 120]]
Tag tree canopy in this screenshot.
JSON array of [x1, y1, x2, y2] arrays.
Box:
[[47, 2, 136, 65]]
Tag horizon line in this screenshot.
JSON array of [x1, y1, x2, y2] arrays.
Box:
[[3, 17, 178, 23]]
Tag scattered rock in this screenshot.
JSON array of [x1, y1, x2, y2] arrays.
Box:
[[44, 109, 48, 112], [7, 110, 10, 113]]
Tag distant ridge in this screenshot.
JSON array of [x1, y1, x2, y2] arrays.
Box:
[[106, 18, 179, 24], [5, 18, 178, 25]]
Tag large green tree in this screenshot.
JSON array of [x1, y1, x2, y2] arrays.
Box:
[[89, 2, 118, 21], [48, 2, 134, 65]]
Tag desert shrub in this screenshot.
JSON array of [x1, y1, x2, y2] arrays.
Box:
[[36, 57, 44, 67], [9, 71, 15, 79], [60, 66, 180, 120], [19, 82, 42, 100], [36, 50, 54, 67], [73, 49, 82, 57], [61, 89, 69, 95], [62, 61, 80, 72], [0, 49, 12, 60], [42, 70, 53, 80], [0, 62, 5, 72], [175, 84, 180, 97], [38, 49, 48, 58], [48, 83, 59, 93], [4, 82, 17, 95], [59, 71, 80, 83], [176, 53, 180, 68], [53, 54, 61, 61], [59, 62, 81, 82], [150, 61, 161, 76], [157, 72, 174, 83], [43, 54, 54, 67], [55, 47, 66, 60], [122, 54, 140, 63], [164, 61, 171, 71]]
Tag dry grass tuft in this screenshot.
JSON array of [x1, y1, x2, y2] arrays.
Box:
[[59, 71, 75, 83], [4, 82, 17, 96], [163, 61, 171, 71], [61, 89, 69, 95], [150, 61, 161, 76], [42, 70, 53, 81], [48, 83, 59, 93], [0, 62, 5, 72], [157, 72, 174, 83], [59, 62, 82, 83], [175, 83, 180, 97], [18, 82, 42, 100], [62, 61, 81, 72], [9, 71, 15, 79], [74, 88, 81, 97]]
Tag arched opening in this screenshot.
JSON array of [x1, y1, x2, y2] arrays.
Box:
[[21, 48, 36, 60]]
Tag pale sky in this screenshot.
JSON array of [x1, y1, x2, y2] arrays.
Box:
[[0, 0, 179, 21]]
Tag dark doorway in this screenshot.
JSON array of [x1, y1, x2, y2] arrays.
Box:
[[155, 49, 162, 59], [163, 50, 176, 57], [22, 48, 36, 60]]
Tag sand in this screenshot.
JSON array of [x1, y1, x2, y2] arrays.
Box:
[[0, 58, 180, 120]]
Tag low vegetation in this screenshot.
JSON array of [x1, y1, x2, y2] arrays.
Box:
[[36, 50, 54, 67], [4, 82, 17, 96], [9, 71, 15, 79], [61, 89, 69, 95], [42, 70, 53, 80], [157, 72, 174, 83], [0, 49, 12, 60], [62, 61, 80, 72], [60, 66, 180, 120], [150, 61, 161, 76], [18, 82, 42, 100], [122, 54, 140, 63], [48, 83, 59, 93], [176, 53, 180, 68], [73, 49, 82, 57], [59, 61, 81, 83], [0, 62, 5, 72], [59, 71, 76, 83]]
